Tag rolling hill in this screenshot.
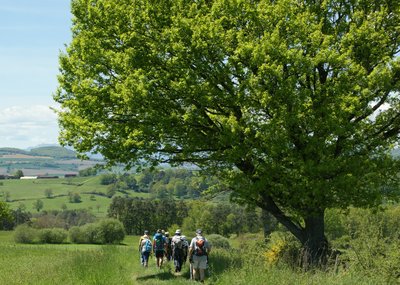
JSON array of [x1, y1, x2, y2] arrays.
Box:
[[0, 146, 102, 176]]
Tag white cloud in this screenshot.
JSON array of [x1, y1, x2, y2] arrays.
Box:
[[0, 105, 60, 149]]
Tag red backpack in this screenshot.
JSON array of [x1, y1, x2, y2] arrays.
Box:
[[195, 238, 206, 256]]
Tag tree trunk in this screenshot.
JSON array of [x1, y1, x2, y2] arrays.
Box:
[[261, 209, 277, 241], [300, 211, 329, 268], [259, 194, 329, 269]]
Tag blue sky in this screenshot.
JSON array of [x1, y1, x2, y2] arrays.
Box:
[[0, 0, 71, 149]]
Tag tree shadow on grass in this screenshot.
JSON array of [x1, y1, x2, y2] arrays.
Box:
[[136, 270, 176, 281], [136, 263, 194, 283]]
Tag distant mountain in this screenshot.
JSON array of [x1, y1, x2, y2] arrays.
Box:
[[0, 147, 30, 156], [0, 146, 77, 159], [26, 143, 60, 151], [30, 144, 104, 160], [30, 146, 77, 159], [0, 146, 104, 176]]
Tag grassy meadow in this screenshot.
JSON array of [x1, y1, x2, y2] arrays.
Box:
[[1, 176, 398, 284], [0, 177, 149, 217], [0, 230, 392, 285]]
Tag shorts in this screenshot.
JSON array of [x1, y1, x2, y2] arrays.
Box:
[[155, 250, 164, 258], [192, 254, 207, 269]]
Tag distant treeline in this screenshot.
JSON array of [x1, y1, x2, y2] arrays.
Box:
[[93, 168, 222, 199], [108, 197, 264, 236]]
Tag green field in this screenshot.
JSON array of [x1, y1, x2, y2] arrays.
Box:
[[0, 177, 149, 217], [0, 230, 390, 285]]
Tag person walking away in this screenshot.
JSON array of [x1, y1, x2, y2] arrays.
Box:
[[153, 229, 166, 268], [171, 229, 184, 272], [165, 232, 172, 261], [189, 229, 211, 283], [181, 235, 189, 265], [138, 230, 151, 267]]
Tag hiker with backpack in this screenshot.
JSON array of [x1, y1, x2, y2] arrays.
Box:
[[153, 229, 166, 268], [164, 231, 172, 261], [171, 229, 185, 273], [188, 229, 211, 283], [138, 230, 152, 267], [181, 235, 189, 265]]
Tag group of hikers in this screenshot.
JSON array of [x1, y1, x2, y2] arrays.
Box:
[[138, 228, 211, 283]]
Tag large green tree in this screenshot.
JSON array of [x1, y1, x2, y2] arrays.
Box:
[[56, 0, 400, 264]]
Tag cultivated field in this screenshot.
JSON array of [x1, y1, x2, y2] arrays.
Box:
[[0, 176, 148, 217]]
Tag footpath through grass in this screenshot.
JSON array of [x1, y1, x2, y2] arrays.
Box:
[[0, 232, 194, 285], [0, 231, 391, 285]]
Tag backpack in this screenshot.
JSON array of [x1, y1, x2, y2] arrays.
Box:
[[172, 236, 183, 250], [154, 233, 164, 251], [142, 238, 152, 253], [194, 237, 206, 256]]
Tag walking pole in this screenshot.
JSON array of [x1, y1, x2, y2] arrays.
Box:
[[189, 254, 193, 280]]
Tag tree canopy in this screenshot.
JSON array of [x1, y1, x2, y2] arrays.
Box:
[[55, 0, 400, 264]]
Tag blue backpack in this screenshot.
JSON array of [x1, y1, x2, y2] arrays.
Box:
[[154, 233, 164, 251], [142, 239, 152, 253]]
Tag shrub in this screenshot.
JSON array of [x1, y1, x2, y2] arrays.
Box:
[[81, 223, 103, 244], [14, 224, 37, 243], [264, 231, 301, 267], [68, 192, 82, 203], [38, 228, 68, 244], [69, 226, 86, 244], [100, 173, 117, 185], [69, 219, 125, 244], [207, 234, 231, 249], [98, 218, 125, 244]]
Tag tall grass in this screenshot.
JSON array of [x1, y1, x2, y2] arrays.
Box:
[[0, 230, 397, 285], [207, 248, 390, 285], [0, 244, 136, 285]]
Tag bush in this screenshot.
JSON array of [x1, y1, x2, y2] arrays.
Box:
[[38, 228, 68, 244], [68, 192, 82, 203], [14, 224, 37, 243], [69, 226, 86, 244], [100, 173, 118, 185], [98, 218, 125, 244], [69, 219, 125, 244], [81, 223, 103, 244], [264, 231, 301, 267], [207, 234, 231, 249]]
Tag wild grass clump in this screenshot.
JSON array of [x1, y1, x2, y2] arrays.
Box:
[[323, 207, 400, 284], [208, 232, 391, 285], [207, 234, 230, 249]]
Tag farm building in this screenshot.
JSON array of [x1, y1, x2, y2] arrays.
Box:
[[20, 176, 38, 180]]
